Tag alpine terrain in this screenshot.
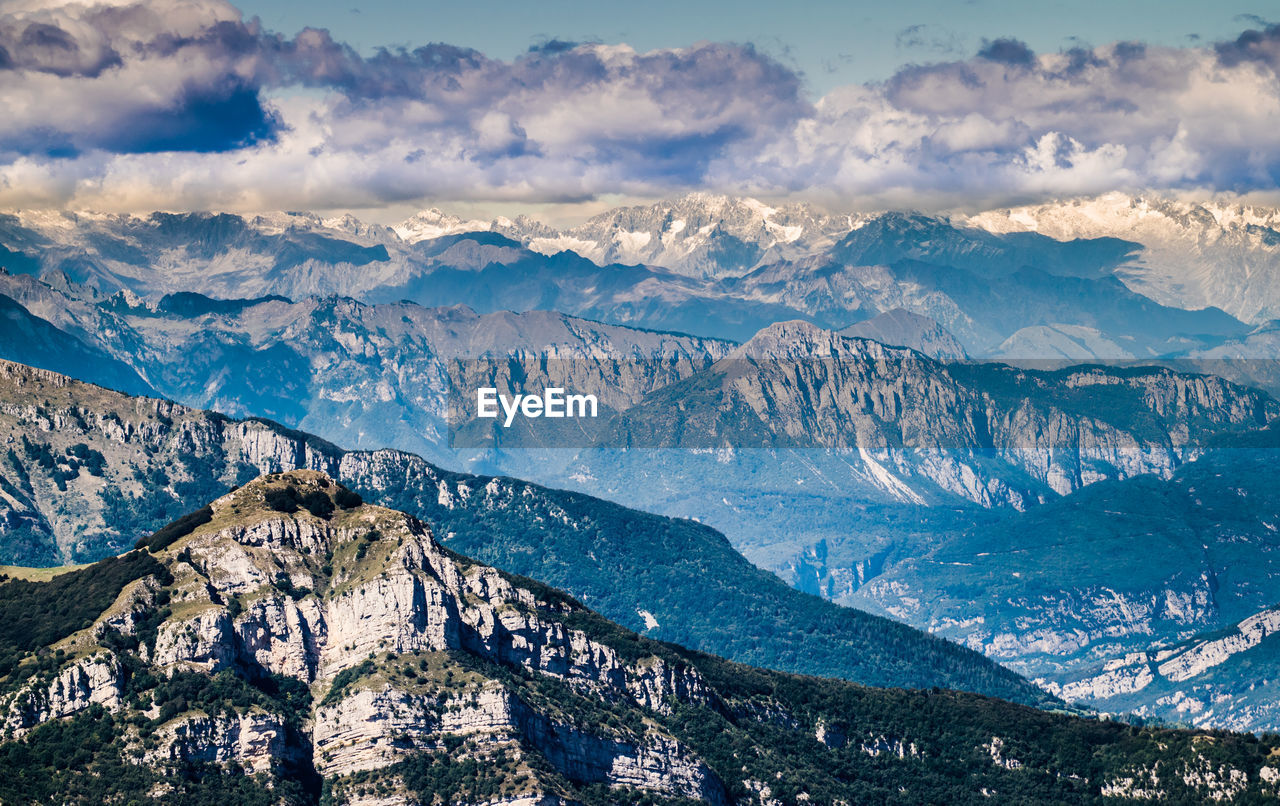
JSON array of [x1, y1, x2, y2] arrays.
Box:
[[0, 359, 1045, 704], [5, 470, 1280, 805]]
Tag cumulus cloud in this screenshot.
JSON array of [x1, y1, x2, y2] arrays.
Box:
[[0, 0, 809, 207], [707, 30, 1280, 206], [1215, 21, 1280, 69], [1, 0, 1279, 212], [0, 0, 284, 157]]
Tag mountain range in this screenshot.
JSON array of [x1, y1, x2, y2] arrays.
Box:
[[849, 428, 1280, 732], [2, 269, 1272, 580], [6, 191, 1280, 745], [398, 193, 1280, 334], [962, 193, 1280, 325], [0, 359, 1042, 705], [6, 358, 1280, 732], [3, 191, 1273, 355], [6, 469, 1280, 804]]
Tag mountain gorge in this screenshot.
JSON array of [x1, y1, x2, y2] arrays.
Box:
[[6, 470, 1280, 805]]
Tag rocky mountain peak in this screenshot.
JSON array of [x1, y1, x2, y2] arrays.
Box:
[[209, 469, 374, 530], [840, 309, 969, 361], [4, 467, 737, 802], [391, 209, 490, 243], [730, 320, 912, 362]]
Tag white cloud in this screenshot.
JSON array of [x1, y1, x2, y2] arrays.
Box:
[[0, 2, 1278, 213]]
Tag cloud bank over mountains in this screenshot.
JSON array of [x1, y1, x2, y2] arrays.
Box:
[[2, 0, 1279, 212]]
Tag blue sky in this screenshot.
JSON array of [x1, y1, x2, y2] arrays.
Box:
[[244, 0, 1276, 93], [0, 0, 1278, 219]]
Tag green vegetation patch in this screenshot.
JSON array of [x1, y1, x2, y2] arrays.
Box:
[[322, 658, 377, 706], [262, 482, 358, 520], [0, 551, 169, 676], [136, 669, 312, 733], [333, 487, 363, 509], [396, 739, 543, 806], [135, 506, 214, 552], [0, 564, 89, 582]]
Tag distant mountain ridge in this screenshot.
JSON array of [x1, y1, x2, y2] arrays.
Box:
[[0, 293, 154, 398], [387, 195, 855, 279], [962, 192, 1280, 324], [577, 320, 1276, 505], [839, 308, 968, 360], [0, 193, 1261, 353], [0, 272, 1267, 516], [490, 193, 858, 278], [0, 269, 733, 463]]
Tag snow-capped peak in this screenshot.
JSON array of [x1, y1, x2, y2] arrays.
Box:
[[393, 209, 492, 243], [960, 192, 1280, 324], [492, 192, 860, 278]]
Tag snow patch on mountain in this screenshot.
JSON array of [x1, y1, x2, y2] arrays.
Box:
[[492, 193, 861, 277], [962, 193, 1280, 324], [393, 209, 491, 242]]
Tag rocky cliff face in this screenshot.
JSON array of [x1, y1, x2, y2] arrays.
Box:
[[1, 471, 732, 804], [6, 470, 1280, 805], [1038, 603, 1280, 733], [851, 439, 1280, 732], [589, 321, 1276, 508]]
